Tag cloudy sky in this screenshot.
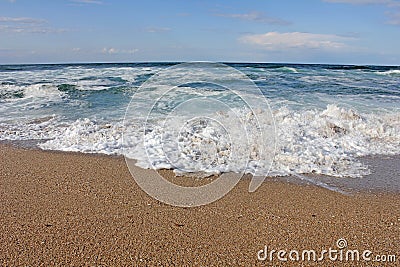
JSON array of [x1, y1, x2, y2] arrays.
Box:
[[0, 0, 399, 64]]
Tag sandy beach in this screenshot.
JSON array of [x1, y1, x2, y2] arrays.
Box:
[[1, 0, 400, 265], [0, 143, 399, 266]]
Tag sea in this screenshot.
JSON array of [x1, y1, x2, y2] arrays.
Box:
[[1, 62, 399, 192]]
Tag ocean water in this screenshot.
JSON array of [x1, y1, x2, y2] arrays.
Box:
[[0, 62, 399, 181]]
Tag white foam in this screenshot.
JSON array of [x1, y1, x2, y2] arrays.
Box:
[[0, 105, 388, 178], [38, 118, 123, 154], [76, 79, 117, 91], [270, 105, 400, 177], [0, 66, 161, 92], [0, 115, 61, 140], [0, 83, 65, 101], [275, 67, 299, 73], [375, 69, 400, 76], [0, 84, 24, 100], [23, 84, 65, 101], [0, 84, 67, 120]]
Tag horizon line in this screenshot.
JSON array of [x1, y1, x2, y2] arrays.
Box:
[[1, 61, 399, 67]]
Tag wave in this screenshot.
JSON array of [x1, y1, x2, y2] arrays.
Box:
[[1, 105, 398, 178], [1, 63, 399, 180], [272, 66, 299, 73], [280, 67, 298, 73], [76, 79, 120, 91], [0, 83, 65, 102], [0, 84, 25, 100], [375, 69, 400, 76]]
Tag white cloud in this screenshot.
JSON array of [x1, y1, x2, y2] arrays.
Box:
[[240, 32, 354, 50], [102, 47, 116, 54], [0, 16, 46, 24], [0, 16, 66, 33], [216, 11, 291, 26], [102, 47, 138, 55], [0, 25, 66, 33]]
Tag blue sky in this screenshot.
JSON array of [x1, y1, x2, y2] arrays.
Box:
[[0, 0, 399, 65]]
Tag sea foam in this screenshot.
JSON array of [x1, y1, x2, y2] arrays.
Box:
[[20, 105, 397, 178]]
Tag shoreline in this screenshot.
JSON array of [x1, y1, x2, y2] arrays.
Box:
[[2, 139, 400, 194], [0, 143, 399, 265]]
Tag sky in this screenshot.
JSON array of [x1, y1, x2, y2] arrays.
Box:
[[0, 0, 399, 65]]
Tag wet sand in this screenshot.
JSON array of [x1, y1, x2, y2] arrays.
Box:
[[0, 144, 399, 266]]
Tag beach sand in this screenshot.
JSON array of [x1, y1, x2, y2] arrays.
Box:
[[0, 144, 399, 266]]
